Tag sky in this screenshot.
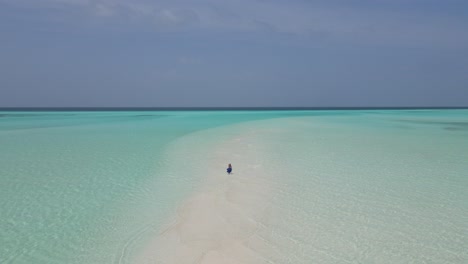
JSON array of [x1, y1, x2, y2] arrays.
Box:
[[0, 0, 467, 107]]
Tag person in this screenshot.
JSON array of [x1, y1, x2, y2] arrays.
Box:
[[227, 163, 232, 174]]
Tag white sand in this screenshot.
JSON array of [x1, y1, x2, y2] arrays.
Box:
[[136, 131, 275, 263]]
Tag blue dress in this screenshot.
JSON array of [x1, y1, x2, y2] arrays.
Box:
[[227, 167, 232, 173]]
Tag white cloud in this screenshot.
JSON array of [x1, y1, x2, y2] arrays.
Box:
[[2, 0, 467, 47], [93, 3, 115, 17]]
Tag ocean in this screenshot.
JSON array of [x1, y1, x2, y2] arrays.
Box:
[[1, 110, 467, 263]]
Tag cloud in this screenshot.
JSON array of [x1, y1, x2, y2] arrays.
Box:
[[93, 3, 115, 17], [2, 0, 468, 47]]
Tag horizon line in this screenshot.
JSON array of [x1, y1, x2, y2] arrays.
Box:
[[1, 106, 467, 111]]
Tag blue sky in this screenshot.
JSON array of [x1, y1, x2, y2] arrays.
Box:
[[1, 0, 467, 107]]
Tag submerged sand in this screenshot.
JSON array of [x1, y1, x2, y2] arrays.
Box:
[[136, 129, 275, 263], [134, 115, 468, 263]]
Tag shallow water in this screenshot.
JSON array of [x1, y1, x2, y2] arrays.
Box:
[[252, 114, 468, 263], [1, 110, 467, 263]]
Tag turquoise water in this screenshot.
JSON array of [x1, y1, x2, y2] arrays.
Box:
[[1, 110, 467, 263]]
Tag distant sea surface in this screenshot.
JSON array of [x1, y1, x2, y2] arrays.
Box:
[[1, 109, 467, 263]]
